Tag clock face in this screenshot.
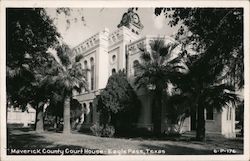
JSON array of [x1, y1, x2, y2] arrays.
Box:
[[133, 14, 139, 24]]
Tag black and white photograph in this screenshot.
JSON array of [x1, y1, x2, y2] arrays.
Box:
[[0, 1, 249, 161]]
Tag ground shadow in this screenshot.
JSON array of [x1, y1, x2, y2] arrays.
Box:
[[7, 128, 99, 155], [7, 128, 243, 155]]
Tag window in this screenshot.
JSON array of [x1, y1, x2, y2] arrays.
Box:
[[84, 60, 88, 69], [227, 107, 232, 120], [90, 57, 94, 64], [89, 102, 93, 123], [83, 103, 87, 123], [83, 60, 88, 80], [133, 60, 140, 76], [112, 68, 116, 74], [206, 108, 214, 120], [83, 60, 88, 89], [112, 55, 116, 62], [90, 57, 94, 90]]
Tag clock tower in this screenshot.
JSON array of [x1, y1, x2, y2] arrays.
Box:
[[117, 8, 144, 35]]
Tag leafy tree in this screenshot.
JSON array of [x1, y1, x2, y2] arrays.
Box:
[[52, 8, 86, 30], [6, 8, 88, 132], [44, 92, 64, 130], [94, 70, 140, 134], [154, 8, 243, 140], [134, 39, 185, 135], [6, 8, 59, 104], [6, 8, 60, 131], [32, 53, 67, 132], [155, 8, 243, 89]]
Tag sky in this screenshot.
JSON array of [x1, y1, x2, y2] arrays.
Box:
[[46, 8, 179, 47]]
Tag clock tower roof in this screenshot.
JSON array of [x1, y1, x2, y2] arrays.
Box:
[[117, 8, 144, 35]]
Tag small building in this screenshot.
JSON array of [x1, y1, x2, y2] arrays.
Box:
[[72, 9, 236, 138], [7, 103, 36, 127]]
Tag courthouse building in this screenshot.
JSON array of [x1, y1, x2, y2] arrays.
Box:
[[72, 9, 236, 138]]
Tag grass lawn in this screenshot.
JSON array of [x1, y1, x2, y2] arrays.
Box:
[[7, 128, 243, 155]]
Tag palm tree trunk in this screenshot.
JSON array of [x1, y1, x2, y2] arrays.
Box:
[[152, 91, 162, 135], [54, 115, 58, 129], [63, 97, 71, 134], [196, 105, 205, 141], [35, 103, 44, 132]]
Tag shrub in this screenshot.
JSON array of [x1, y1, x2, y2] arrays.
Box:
[[164, 124, 182, 137], [93, 71, 141, 135], [90, 124, 115, 137], [90, 124, 103, 137], [101, 125, 115, 137]]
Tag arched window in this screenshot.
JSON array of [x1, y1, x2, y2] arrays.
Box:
[[83, 60, 88, 88], [133, 60, 140, 76], [90, 57, 94, 64], [112, 68, 116, 74], [90, 57, 94, 90], [112, 55, 116, 62], [83, 103, 87, 123], [84, 60, 88, 69], [89, 102, 93, 123], [83, 103, 87, 111]]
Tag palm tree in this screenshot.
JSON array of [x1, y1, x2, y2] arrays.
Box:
[[134, 38, 185, 135], [43, 44, 88, 134], [175, 52, 239, 141]]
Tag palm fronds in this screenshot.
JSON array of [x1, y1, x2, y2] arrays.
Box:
[[135, 38, 185, 90]]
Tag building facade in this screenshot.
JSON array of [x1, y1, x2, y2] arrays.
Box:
[[72, 9, 236, 138]]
